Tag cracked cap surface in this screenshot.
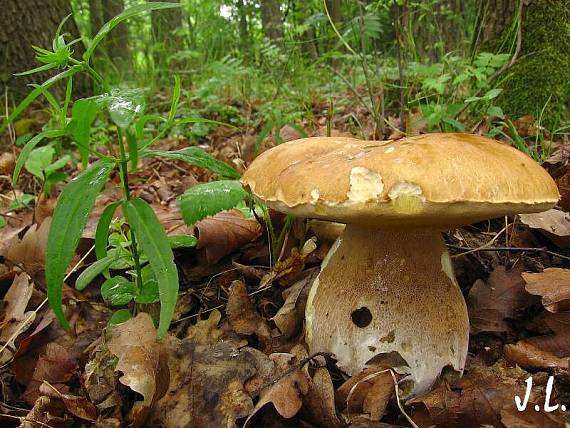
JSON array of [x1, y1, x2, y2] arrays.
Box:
[[241, 133, 560, 229]]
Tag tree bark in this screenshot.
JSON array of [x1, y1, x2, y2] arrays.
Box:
[[151, 0, 183, 66], [0, 0, 88, 102], [477, 0, 570, 127], [102, 0, 130, 68], [89, 0, 104, 38], [260, 0, 283, 45], [236, 0, 250, 54], [325, 0, 342, 24]]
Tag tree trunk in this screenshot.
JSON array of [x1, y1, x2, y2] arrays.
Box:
[[478, 0, 570, 127], [151, 0, 183, 67], [236, 0, 250, 54], [102, 0, 130, 69], [90, 0, 104, 37], [325, 0, 342, 24], [0, 0, 88, 102], [260, 0, 283, 45]]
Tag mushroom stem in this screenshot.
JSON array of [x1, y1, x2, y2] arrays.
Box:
[[305, 224, 469, 395]]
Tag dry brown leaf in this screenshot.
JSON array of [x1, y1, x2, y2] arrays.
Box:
[[525, 312, 570, 358], [519, 209, 570, 248], [194, 209, 262, 265], [504, 341, 569, 370], [227, 280, 272, 352], [501, 405, 565, 428], [335, 368, 394, 422], [0, 273, 36, 365], [523, 268, 570, 312], [107, 313, 168, 427], [150, 340, 259, 428], [22, 342, 77, 406], [259, 238, 317, 288], [244, 352, 311, 425], [408, 361, 558, 428], [39, 381, 97, 421], [271, 268, 318, 339], [467, 265, 537, 334], [0, 151, 15, 175], [301, 365, 342, 428], [185, 308, 223, 345], [4, 217, 51, 279]]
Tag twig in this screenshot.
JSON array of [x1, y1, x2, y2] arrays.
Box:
[[447, 244, 570, 262]]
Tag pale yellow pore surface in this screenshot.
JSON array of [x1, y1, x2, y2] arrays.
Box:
[[241, 133, 559, 228]]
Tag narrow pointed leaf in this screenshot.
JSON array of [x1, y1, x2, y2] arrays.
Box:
[[75, 254, 116, 291], [95, 201, 121, 260], [123, 198, 178, 338], [143, 148, 240, 178], [85, 2, 180, 61], [46, 159, 116, 329]]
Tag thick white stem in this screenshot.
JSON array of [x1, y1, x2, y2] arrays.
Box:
[[305, 224, 469, 395]]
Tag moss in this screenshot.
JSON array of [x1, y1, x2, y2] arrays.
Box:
[[498, 0, 570, 128]]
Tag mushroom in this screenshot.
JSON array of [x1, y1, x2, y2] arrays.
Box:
[[241, 133, 559, 395]]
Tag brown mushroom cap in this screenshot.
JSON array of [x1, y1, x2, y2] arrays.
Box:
[[241, 133, 559, 228]]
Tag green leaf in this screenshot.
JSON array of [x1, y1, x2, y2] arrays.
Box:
[[0, 217, 6, 229], [135, 114, 165, 140], [46, 159, 116, 329], [25, 146, 55, 179], [179, 180, 248, 225], [143, 148, 240, 179], [75, 254, 116, 291], [44, 154, 71, 175], [167, 75, 181, 125], [85, 2, 180, 61], [1, 65, 82, 134], [168, 235, 198, 249], [14, 62, 58, 77], [123, 198, 178, 338], [483, 88, 503, 100], [135, 264, 159, 304], [44, 171, 67, 195], [108, 309, 132, 328], [68, 98, 104, 167], [101, 276, 137, 306], [9, 194, 35, 209], [107, 88, 145, 129], [13, 129, 66, 184], [95, 201, 121, 260]]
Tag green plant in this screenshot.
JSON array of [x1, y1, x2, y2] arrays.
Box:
[[25, 145, 70, 196], [3, 3, 244, 338]]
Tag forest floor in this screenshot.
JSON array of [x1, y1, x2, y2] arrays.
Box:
[[1, 96, 570, 428]]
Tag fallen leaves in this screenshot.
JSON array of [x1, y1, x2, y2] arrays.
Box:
[[467, 265, 537, 334], [227, 280, 272, 352], [523, 268, 570, 312], [108, 313, 168, 426], [3, 218, 51, 280], [150, 340, 258, 428], [194, 209, 262, 265], [519, 209, 570, 249], [0, 273, 36, 365], [409, 361, 563, 428]]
